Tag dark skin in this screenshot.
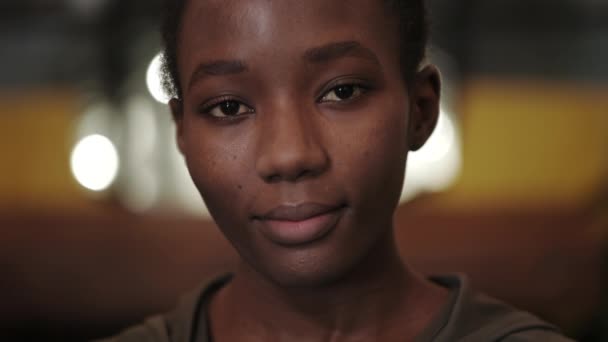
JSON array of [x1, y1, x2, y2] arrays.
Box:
[[170, 0, 446, 340]]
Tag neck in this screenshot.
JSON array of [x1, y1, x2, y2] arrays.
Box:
[[209, 231, 447, 342]]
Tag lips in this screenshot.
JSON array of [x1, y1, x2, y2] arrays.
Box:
[[253, 203, 346, 246]]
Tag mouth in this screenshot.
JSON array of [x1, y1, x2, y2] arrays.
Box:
[[253, 203, 347, 247]]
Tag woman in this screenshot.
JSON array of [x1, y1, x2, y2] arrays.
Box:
[[100, 0, 574, 340]]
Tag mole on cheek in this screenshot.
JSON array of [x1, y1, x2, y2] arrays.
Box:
[[237, 184, 243, 190]]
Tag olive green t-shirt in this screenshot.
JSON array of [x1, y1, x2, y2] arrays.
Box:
[[96, 275, 575, 342]]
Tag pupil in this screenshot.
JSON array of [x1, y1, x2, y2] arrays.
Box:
[[221, 101, 240, 116], [335, 85, 354, 99]]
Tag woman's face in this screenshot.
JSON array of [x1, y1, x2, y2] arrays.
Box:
[[173, 0, 437, 286]]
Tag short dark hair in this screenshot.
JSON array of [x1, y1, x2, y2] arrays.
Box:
[[160, 0, 429, 100]]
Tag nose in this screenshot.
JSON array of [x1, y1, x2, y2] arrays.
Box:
[[255, 107, 329, 183]]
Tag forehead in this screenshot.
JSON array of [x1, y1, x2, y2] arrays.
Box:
[[180, 0, 393, 33], [177, 0, 400, 73]]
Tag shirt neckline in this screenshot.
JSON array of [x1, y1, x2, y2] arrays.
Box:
[[188, 274, 463, 342]]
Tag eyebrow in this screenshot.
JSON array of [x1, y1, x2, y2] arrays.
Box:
[[188, 60, 248, 90], [303, 40, 381, 66], [187, 41, 379, 91]]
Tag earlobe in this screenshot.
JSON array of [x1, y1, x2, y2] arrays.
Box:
[[408, 65, 441, 151], [169, 98, 186, 155]]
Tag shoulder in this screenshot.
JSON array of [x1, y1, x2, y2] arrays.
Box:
[[92, 316, 170, 342], [500, 329, 576, 341], [92, 274, 232, 342], [427, 275, 575, 342]]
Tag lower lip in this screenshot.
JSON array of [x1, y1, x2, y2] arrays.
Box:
[[257, 207, 345, 246]]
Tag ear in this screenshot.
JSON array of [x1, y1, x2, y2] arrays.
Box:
[[408, 65, 441, 151], [169, 98, 186, 155]]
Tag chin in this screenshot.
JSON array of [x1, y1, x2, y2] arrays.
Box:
[[245, 236, 374, 290], [224, 203, 394, 289]]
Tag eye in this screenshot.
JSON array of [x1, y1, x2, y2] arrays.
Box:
[[201, 99, 253, 119], [320, 84, 366, 103]]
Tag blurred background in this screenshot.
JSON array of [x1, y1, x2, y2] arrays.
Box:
[[0, 0, 607, 340]]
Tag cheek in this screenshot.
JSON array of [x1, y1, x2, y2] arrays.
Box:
[[334, 107, 409, 214], [181, 121, 254, 224]]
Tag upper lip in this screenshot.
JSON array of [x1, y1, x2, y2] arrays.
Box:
[[255, 202, 344, 222]]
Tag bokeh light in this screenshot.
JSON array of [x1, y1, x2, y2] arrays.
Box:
[[146, 52, 170, 104], [400, 110, 462, 202], [70, 134, 119, 191]]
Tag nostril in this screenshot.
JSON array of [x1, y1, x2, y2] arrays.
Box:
[[254, 123, 330, 183], [264, 169, 311, 183], [266, 174, 281, 183], [295, 169, 314, 181]]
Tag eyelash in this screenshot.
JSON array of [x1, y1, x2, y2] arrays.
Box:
[[317, 82, 369, 104], [198, 82, 370, 121], [198, 95, 254, 121]]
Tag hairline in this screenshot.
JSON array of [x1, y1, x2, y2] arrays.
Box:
[[161, 0, 427, 100]]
